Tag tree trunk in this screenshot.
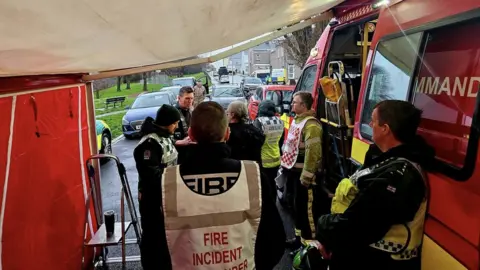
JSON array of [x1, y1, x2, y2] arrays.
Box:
[[116, 76, 122, 92], [143, 73, 148, 91], [126, 75, 131, 90], [280, 20, 329, 68]]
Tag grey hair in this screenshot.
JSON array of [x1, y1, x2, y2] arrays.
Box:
[[227, 101, 249, 123]]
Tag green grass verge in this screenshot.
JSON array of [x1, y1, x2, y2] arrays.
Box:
[[94, 74, 208, 136], [94, 83, 165, 114], [97, 112, 125, 139], [97, 83, 165, 99]]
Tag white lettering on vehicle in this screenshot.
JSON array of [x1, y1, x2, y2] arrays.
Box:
[[415, 77, 480, 97]]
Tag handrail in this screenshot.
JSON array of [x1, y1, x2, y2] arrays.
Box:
[[320, 118, 354, 129]]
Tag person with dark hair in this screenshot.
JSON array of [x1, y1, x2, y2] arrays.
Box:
[[313, 100, 435, 270], [253, 100, 285, 197], [173, 86, 195, 163], [277, 91, 323, 243], [155, 101, 286, 270], [133, 104, 181, 269], [226, 100, 265, 163]]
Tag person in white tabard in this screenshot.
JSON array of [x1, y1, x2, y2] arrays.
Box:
[[157, 101, 285, 270]]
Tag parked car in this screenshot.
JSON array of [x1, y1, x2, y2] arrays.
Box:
[[240, 76, 263, 98], [171, 76, 195, 87], [218, 66, 229, 77], [95, 120, 112, 164], [161, 85, 182, 100], [247, 85, 295, 120], [219, 76, 230, 84], [205, 84, 247, 110], [122, 91, 176, 139]]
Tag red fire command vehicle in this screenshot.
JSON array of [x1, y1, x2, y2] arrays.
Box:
[[290, 0, 480, 269]]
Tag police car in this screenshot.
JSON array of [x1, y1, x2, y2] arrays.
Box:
[[96, 120, 112, 164]]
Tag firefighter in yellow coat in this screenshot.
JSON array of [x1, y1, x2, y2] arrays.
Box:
[[278, 91, 323, 243]]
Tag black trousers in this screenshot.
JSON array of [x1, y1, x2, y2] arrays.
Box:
[[139, 199, 171, 270], [282, 169, 320, 240], [261, 166, 279, 199]]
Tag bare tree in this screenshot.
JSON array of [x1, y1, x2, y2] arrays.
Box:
[[125, 75, 131, 90], [278, 20, 330, 68], [142, 72, 148, 91], [116, 76, 122, 92]]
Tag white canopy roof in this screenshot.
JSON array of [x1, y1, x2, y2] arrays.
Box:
[[0, 0, 343, 78]]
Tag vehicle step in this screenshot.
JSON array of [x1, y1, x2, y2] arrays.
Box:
[[124, 238, 138, 245], [107, 255, 141, 263], [86, 222, 132, 247]]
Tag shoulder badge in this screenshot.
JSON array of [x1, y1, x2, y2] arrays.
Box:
[[386, 185, 397, 193], [143, 150, 151, 160]]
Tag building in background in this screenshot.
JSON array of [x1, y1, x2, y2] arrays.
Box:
[[248, 42, 274, 76], [212, 40, 301, 81], [229, 53, 243, 73], [241, 51, 249, 75], [270, 46, 301, 82]]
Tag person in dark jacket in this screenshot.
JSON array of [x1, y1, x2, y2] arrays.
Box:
[[226, 100, 265, 163], [314, 100, 435, 270], [155, 101, 286, 270], [133, 105, 181, 269], [173, 86, 195, 164], [253, 100, 285, 197]]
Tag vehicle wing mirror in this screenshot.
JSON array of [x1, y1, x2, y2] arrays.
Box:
[[125, 105, 131, 110]]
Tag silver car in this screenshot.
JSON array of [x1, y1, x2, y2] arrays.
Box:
[[205, 84, 247, 110]]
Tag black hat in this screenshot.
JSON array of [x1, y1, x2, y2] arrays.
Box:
[[154, 105, 181, 126]]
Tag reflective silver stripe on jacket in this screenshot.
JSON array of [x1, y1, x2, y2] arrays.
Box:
[[258, 116, 284, 139], [138, 133, 178, 166]]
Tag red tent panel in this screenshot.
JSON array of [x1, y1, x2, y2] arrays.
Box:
[[0, 97, 13, 233], [1, 84, 97, 270]]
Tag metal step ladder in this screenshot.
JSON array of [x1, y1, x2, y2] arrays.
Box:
[[319, 61, 354, 181], [81, 154, 142, 270]]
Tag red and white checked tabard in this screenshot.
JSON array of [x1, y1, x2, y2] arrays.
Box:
[[281, 117, 315, 169]]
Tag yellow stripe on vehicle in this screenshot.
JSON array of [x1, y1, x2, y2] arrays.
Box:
[[307, 188, 315, 238], [351, 137, 370, 164], [422, 235, 467, 270]]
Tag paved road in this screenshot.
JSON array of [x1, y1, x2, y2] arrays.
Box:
[[100, 136, 295, 269], [211, 74, 244, 85]]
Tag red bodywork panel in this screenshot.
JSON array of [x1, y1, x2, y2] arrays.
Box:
[[352, 0, 480, 268], [303, 0, 378, 111], [294, 0, 480, 268]]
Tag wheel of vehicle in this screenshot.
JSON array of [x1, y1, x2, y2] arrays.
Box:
[[100, 132, 112, 164], [124, 134, 134, 140]]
